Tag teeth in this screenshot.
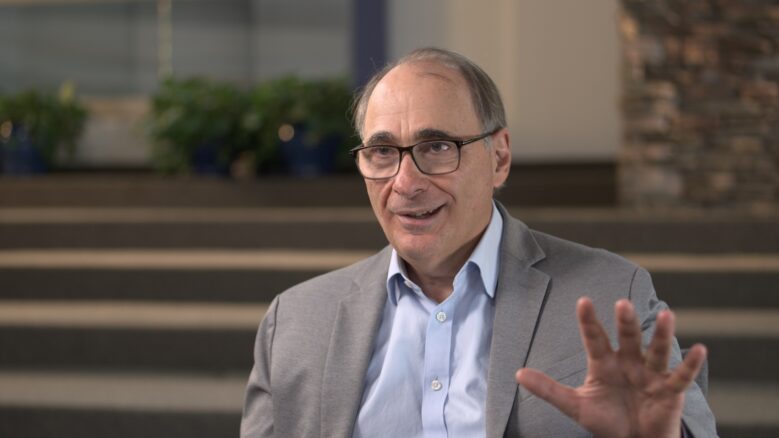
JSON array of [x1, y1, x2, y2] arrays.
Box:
[[411, 208, 435, 218]]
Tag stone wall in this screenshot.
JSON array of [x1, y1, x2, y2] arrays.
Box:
[[619, 0, 779, 211]]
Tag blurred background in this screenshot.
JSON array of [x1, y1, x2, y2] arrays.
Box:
[[0, 0, 777, 437]]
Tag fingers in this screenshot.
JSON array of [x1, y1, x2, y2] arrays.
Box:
[[615, 299, 643, 364], [667, 343, 707, 393], [577, 297, 613, 361], [516, 368, 579, 420], [645, 309, 675, 372]]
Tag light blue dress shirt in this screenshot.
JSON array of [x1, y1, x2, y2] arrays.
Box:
[[353, 204, 503, 438]]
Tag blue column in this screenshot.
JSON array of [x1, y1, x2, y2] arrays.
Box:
[[352, 0, 387, 87]]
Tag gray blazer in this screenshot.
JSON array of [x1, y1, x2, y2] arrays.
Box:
[[241, 205, 717, 437]]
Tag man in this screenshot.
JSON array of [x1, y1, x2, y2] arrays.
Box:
[[241, 47, 717, 437]]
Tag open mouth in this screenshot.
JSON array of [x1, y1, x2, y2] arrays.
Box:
[[400, 205, 443, 220]]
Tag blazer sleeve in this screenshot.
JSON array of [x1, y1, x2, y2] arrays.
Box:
[[241, 296, 279, 438], [630, 267, 719, 437]]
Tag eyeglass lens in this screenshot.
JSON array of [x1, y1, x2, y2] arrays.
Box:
[[358, 140, 460, 178]]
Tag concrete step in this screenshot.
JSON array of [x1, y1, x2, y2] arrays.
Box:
[[0, 370, 243, 438], [0, 369, 775, 438], [1, 300, 776, 381], [676, 309, 779, 382], [0, 267, 315, 303], [1, 206, 776, 252], [0, 174, 371, 208], [708, 381, 779, 438], [1, 250, 777, 307], [0, 164, 616, 208], [0, 300, 263, 373]]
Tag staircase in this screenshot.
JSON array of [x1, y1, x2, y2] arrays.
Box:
[[0, 173, 777, 437]]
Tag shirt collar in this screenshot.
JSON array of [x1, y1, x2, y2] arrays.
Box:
[[386, 202, 503, 304]]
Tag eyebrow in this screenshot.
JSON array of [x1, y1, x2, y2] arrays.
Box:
[[364, 128, 457, 146], [416, 128, 455, 141], [364, 132, 396, 146]]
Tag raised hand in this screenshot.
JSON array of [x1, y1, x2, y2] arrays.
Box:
[[516, 297, 706, 438]]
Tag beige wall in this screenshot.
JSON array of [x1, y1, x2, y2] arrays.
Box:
[[390, 0, 621, 163]]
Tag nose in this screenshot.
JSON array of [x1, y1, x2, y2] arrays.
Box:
[[392, 150, 428, 198]]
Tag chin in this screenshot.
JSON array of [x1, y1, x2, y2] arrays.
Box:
[[392, 235, 440, 261]]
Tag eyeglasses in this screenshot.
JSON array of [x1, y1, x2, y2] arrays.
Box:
[[349, 128, 499, 180]]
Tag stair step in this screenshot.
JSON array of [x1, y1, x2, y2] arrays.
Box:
[[0, 300, 267, 330], [0, 370, 245, 413], [0, 174, 370, 208], [0, 326, 255, 373], [652, 272, 779, 309], [1, 251, 777, 307], [0, 301, 264, 373], [0, 370, 243, 438], [0, 221, 387, 250], [708, 381, 779, 437], [0, 268, 316, 303], [0, 165, 616, 208], [1, 268, 777, 308], [2, 206, 777, 252], [1, 249, 777, 271], [0, 249, 372, 270], [675, 309, 779, 338], [0, 249, 779, 308], [1, 301, 776, 380], [0, 371, 775, 438], [0, 406, 239, 438]]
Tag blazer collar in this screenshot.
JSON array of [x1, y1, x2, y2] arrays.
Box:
[[485, 202, 550, 438], [320, 247, 392, 438]]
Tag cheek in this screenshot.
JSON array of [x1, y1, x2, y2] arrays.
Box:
[[365, 181, 391, 218]]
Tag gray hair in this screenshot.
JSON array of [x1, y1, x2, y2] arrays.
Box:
[[352, 47, 507, 139]]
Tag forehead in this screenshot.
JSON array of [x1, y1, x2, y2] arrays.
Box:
[[363, 62, 480, 141]]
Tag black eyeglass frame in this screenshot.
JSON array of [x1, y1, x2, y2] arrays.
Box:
[[349, 127, 501, 180]]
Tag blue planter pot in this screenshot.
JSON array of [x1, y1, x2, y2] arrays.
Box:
[[191, 139, 230, 176], [280, 125, 338, 177], [1, 125, 48, 174]]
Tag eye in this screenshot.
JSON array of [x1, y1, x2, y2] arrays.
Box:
[[431, 142, 452, 153], [374, 146, 396, 156], [363, 145, 397, 161]]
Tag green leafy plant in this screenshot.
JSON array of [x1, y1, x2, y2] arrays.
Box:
[[147, 77, 250, 174], [146, 75, 356, 176], [246, 76, 356, 174], [0, 82, 87, 169]]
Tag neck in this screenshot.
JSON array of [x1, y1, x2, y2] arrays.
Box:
[[402, 231, 482, 303], [399, 204, 496, 303], [405, 263, 458, 303]]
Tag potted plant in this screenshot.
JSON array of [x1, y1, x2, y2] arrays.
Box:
[[0, 82, 87, 174], [246, 76, 356, 176], [147, 77, 250, 175]]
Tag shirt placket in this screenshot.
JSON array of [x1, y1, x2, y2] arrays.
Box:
[[420, 296, 453, 438]]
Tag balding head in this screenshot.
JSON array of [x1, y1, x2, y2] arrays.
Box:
[[353, 47, 507, 139]]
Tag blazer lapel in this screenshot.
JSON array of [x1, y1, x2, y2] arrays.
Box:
[[486, 205, 550, 438], [320, 249, 390, 438]]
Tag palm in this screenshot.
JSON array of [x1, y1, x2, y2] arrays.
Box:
[[516, 298, 705, 438]]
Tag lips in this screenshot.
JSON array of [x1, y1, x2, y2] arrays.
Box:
[[405, 206, 441, 218], [395, 205, 444, 223]]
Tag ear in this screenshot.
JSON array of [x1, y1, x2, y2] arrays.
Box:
[[491, 128, 512, 188]]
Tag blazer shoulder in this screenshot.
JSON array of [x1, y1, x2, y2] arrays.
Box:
[[276, 246, 391, 305], [529, 228, 639, 273]]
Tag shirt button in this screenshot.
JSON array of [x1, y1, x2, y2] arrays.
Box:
[[435, 311, 447, 323], [431, 379, 442, 391]]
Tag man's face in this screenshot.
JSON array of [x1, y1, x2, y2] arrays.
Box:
[[361, 61, 510, 274]]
